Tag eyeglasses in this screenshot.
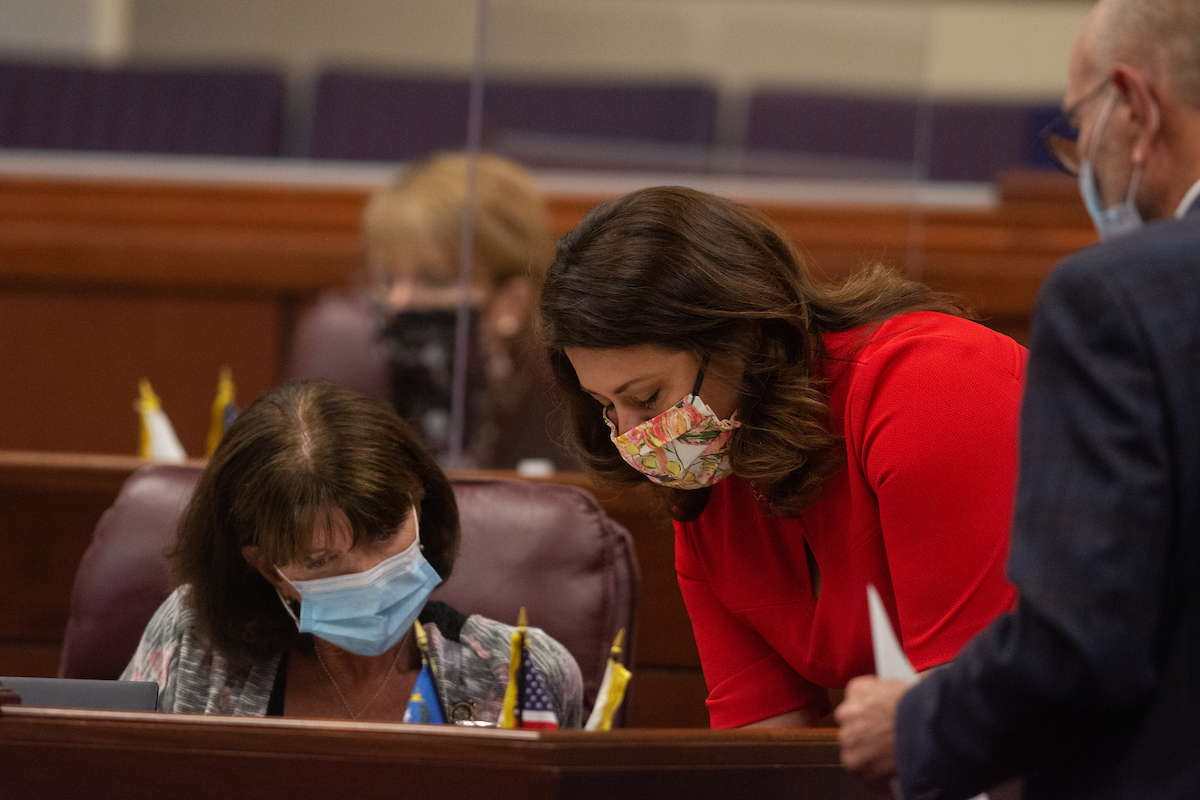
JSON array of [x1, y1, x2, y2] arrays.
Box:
[[1039, 78, 1113, 176]]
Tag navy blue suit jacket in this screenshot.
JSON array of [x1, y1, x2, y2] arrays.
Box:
[[895, 207, 1200, 799]]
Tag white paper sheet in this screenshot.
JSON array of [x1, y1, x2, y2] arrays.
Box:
[[868, 584, 916, 682], [866, 584, 987, 800]]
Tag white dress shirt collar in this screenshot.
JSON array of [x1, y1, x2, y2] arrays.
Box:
[[1174, 178, 1200, 218]]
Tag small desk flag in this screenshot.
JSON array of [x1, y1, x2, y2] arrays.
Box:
[[585, 628, 631, 731], [206, 367, 239, 457], [403, 620, 446, 724], [500, 608, 559, 730], [135, 380, 186, 462]]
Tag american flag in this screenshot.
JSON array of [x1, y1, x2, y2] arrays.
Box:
[[516, 649, 559, 730]]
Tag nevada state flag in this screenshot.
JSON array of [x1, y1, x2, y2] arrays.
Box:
[[403, 660, 445, 725]]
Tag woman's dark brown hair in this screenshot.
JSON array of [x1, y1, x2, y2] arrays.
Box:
[[539, 186, 964, 520], [170, 378, 460, 666]]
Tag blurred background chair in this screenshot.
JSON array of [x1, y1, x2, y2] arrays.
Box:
[[57, 463, 640, 724], [284, 289, 390, 403], [303, 70, 471, 161], [301, 68, 719, 172], [56, 464, 197, 682], [742, 88, 1063, 182], [0, 59, 286, 157], [742, 90, 922, 179], [481, 78, 719, 172]]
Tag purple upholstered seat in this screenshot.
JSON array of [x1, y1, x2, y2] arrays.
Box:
[[301, 69, 719, 171], [303, 71, 471, 162], [482, 79, 719, 171], [926, 101, 1040, 182], [0, 60, 286, 157], [485, 79, 718, 145], [744, 89, 1063, 182], [746, 90, 920, 164]]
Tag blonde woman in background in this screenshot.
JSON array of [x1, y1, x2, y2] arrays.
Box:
[[288, 152, 570, 470]]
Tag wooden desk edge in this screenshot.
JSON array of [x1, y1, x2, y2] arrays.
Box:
[[0, 705, 841, 768]]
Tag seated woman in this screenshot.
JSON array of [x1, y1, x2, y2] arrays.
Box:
[[122, 378, 582, 725], [287, 151, 569, 471]]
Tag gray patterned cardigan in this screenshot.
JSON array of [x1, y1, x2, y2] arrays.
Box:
[[121, 586, 583, 727]]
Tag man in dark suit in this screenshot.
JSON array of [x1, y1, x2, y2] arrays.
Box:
[[835, 0, 1200, 797]]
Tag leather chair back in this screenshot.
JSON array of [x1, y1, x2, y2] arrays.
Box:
[[433, 476, 639, 720], [58, 465, 198, 682], [284, 289, 389, 403], [58, 464, 639, 724]]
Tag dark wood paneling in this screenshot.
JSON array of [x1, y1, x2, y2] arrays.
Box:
[[0, 175, 369, 459], [0, 287, 280, 455], [627, 667, 711, 729], [0, 643, 59, 679], [0, 177, 365, 289]]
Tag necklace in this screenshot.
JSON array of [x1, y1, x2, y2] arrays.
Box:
[[313, 633, 407, 720]]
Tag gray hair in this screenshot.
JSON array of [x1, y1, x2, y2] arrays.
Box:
[[1096, 0, 1200, 108]]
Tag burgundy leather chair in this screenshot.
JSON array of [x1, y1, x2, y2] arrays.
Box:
[[284, 289, 389, 402], [58, 464, 639, 724]]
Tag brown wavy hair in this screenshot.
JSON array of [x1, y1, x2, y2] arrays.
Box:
[[170, 379, 460, 667], [539, 186, 965, 521]]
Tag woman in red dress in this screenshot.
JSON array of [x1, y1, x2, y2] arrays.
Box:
[[539, 186, 1026, 728]]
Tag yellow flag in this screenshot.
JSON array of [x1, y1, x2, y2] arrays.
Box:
[[206, 367, 237, 457], [134, 380, 186, 462], [585, 629, 632, 731], [499, 607, 528, 729]]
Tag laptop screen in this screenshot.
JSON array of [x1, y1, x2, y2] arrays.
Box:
[[0, 677, 159, 712]]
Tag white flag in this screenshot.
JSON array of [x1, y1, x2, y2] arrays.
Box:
[[135, 380, 187, 462]]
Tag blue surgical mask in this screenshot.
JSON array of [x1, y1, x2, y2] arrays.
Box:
[[1079, 90, 1145, 240], [276, 509, 442, 657]]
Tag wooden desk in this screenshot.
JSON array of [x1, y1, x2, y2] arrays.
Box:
[[0, 705, 867, 800], [0, 451, 706, 727]]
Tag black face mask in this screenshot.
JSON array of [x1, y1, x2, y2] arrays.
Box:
[[378, 307, 483, 458]]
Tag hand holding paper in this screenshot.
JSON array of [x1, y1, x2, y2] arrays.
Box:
[[865, 584, 987, 800]]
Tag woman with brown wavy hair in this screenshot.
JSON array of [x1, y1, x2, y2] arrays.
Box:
[[540, 186, 1026, 729]]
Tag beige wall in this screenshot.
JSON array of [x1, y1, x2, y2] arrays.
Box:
[[0, 0, 129, 61], [119, 0, 1090, 103], [926, 1, 1090, 100]]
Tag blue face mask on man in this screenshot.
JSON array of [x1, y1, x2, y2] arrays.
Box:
[[1079, 89, 1147, 240], [276, 508, 442, 657]]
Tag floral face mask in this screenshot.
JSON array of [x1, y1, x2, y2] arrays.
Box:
[[605, 365, 741, 490]]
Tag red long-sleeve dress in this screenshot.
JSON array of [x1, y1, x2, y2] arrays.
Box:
[[675, 312, 1026, 727]]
